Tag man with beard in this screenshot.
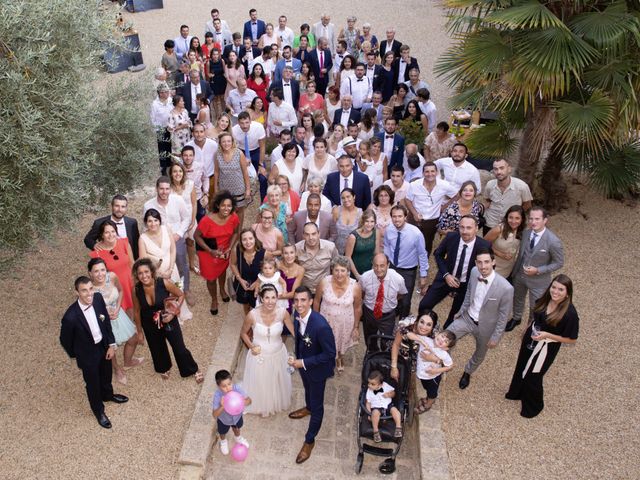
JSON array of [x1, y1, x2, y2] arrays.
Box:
[[434, 143, 481, 193], [84, 195, 140, 259], [483, 158, 532, 235]]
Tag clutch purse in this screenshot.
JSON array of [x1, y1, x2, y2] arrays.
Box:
[[195, 236, 218, 252]]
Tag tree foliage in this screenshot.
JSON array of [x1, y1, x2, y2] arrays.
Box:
[[0, 0, 154, 257], [436, 0, 640, 205]]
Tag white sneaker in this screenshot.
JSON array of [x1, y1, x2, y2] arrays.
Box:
[[235, 436, 250, 448], [219, 439, 229, 455]]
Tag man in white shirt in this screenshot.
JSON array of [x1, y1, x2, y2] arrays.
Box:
[[405, 162, 459, 255], [383, 165, 410, 204], [210, 18, 232, 48], [249, 47, 274, 81], [174, 25, 193, 60], [204, 8, 231, 37], [226, 78, 257, 117], [267, 88, 298, 137], [331, 40, 347, 83], [60, 277, 127, 429], [434, 143, 482, 193], [276, 15, 294, 48], [150, 83, 173, 175], [233, 112, 268, 199], [340, 63, 372, 110], [185, 123, 217, 180], [416, 88, 437, 134], [144, 177, 194, 305]]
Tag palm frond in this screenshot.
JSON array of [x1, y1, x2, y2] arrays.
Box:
[[463, 119, 520, 160], [584, 141, 640, 197], [485, 0, 567, 29]]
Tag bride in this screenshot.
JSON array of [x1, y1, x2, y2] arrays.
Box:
[[138, 208, 193, 322], [240, 284, 295, 416]]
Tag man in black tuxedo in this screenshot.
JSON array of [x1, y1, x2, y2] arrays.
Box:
[[239, 36, 261, 77], [393, 45, 420, 83], [364, 51, 383, 91], [309, 37, 333, 95], [60, 277, 128, 428], [379, 28, 402, 60], [181, 70, 213, 123], [84, 194, 140, 259], [332, 95, 361, 128], [323, 152, 372, 209], [419, 215, 491, 328], [223, 32, 243, 60], [173, 61, 191, 90], [268, 66, 300, 110]]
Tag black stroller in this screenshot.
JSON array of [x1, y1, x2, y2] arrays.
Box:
[[354, 335, 412, 474]]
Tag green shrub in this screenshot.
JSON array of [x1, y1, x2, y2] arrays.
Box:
[[0, 0, 154, 260]]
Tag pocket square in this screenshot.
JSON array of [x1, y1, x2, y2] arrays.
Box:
[[488, 298, 497, 301], [539, 249, 547, 252]]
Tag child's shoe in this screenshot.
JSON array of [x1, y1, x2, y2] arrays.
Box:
[[235, 436, 250, 448], [373, 431, 382, 443], [219, 439, 229, 455], [394, 427, 403, 438]]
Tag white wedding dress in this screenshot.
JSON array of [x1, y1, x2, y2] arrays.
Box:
[[243, 306, 292, 416]]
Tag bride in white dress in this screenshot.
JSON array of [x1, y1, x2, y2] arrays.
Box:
[[138, 209, 193, 321], [240, 284, 295, 416]]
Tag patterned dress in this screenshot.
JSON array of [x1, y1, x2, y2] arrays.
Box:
[[216, 148, 248, 207], [334, 207, 362, 255], [319, 276, 357, 355], [168, 109, 193, 153]]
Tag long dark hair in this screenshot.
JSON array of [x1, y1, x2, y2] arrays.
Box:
[[404, 100, 423, 121], [533, 274, 573, 326], [501, 205, 525, 240]]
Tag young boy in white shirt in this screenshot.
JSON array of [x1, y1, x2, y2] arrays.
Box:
[[365, 370, 402, 443]]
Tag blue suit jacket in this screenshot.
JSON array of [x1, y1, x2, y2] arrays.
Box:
[[294, 311, 336, 382], [243, 20, 266, 43], [60, 293, 115, 369], [376, 131, 405, 172], [434, 232, 491, 283], [273, 58, 303, 83], [323, 171, 372, 209]]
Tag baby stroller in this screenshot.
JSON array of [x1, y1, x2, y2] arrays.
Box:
[[354, 334, 411, 474]]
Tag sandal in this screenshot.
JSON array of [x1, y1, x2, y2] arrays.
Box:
[[195, 371, 204, 384], [123, 357, 145, 370], [394, 427, 403, 438], [160, 371, 170, 380], [414, 398, 431, 415], [190, 265, 201, 275], [373, 431, 382, 443]]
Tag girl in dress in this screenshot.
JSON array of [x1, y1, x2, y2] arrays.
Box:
[[277, 244, 305, 315], [167, 95, 192, 154], [169, 162, 198, 273], [344, 210, 382, 280], [300, 113, 315, 154], [335, 54, 356, 88], [484, 205, 525, 279], [240, 285, 295, 416], [313, 256, 363, 372], [207, 48, 227, 120], [88, 258, 142, 385], [255, 258, 289, 309], [224, 51, 246, 99], [298, 61, 314, 94]]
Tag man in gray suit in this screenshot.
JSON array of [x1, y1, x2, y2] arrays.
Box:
[[447, 249, 513, 389], [287, 193, 337, 244], [505, 206, 564, 332]]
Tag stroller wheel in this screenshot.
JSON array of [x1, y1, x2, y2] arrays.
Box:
[[379, 458, 396, 474], [355, 452, 364, 474]]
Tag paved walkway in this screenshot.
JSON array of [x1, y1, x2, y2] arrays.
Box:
[[204, 339, 420, 479]]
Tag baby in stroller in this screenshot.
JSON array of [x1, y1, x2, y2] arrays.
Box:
[[365, 370, 403, 443]]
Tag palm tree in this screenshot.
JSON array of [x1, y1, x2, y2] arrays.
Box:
[[436, 0, 640, 209]]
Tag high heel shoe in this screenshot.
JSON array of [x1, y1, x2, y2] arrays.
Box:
[[210, 308, 218, 316]]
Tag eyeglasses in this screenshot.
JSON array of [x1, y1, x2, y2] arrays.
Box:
[[109, 250, 120, 261]]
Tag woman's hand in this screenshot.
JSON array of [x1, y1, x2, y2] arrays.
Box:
[[532, 330, 548, 341], [161, 312, 175, 324], [108, 307, 118, 321], [351, 327, 360, 342], [250, 345, 261, 356], [137, 330, 145, 345], [390, 366, 399, 381], [239, 278, 250, 290]]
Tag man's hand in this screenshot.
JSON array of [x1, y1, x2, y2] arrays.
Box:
[[487, 339, 499, 349], [287, 357, 304, 369], [419, 277, 428, 295], [258, 166, 267, 177], [105, 346, 116, 360], [273, 119, 283, 126], [445, 275, 460, 288], [523, 266, 538, 276], [173, 233, 181, 242]]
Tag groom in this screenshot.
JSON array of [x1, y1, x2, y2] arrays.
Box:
[[288, 286, 336, 464]]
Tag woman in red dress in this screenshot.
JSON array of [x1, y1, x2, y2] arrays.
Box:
[[89, 220, 135, 317], [246, 63, 270, 114], [194, 191, 240, 315]]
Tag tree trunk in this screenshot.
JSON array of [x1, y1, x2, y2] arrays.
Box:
[[515, 102, 555, 192], [540, 141, 568, 212]]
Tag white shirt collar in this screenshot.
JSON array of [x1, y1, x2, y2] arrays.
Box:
[[478, 269, 496, 284], [532, 228, 545, 238], [78, 299, 92, 311]]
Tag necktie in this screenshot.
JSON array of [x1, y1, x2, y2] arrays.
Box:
[[343, 177, 348, 190], [244, 132, 251, 161], [454, 244, 467, 280], [529, 233, 537, 249], [284, 83, 290, 86], [83, 305, 92, 311], [373, 280, 384, 319], [319, 50, 324, 77], [478, 277, 488, 284], [393, 231, 401, 266]]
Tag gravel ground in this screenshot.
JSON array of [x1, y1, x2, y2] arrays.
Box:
[[0, 1, 638, 479]]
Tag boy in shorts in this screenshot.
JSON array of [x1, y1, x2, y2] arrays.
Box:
[[212, 369, 251, 455], [365, 370, 402, 443]]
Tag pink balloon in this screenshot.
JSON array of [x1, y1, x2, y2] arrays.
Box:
[[223, 391, 245, 416], [231, 443, 249, 462]]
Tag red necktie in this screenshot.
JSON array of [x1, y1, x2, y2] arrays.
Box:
[[373, 280, 384, 319], [319, 50, 324, 78]]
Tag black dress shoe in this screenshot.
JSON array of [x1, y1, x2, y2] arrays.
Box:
[[459, 372, 471, 390], [505, 318, 521, 332], [98, 413, 112, 429], [105, 394, 129, 404], [210, 308, 218, 316]]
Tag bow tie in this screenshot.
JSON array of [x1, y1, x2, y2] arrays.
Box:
[[114, 222, 123, 225], [373, 388, 384, 395], [401, 60, 406, 63], [478, 277, 488, 284], [252, 22, 256, 25], [185, 168, 194, 172], [284, 83, 290, 86], [343, 110, 350, 114], [386, 134, 394, 139], [356, 78, 363, 82]]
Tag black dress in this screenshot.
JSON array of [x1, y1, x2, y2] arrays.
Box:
[[233, 247, 265, 307], [379, 67, 396, 103], [136, 279, 199, 377], [208, 58, 227, 96], [506, 304, 579, 418]]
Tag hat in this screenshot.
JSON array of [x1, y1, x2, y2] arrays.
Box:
[[342, 137, 357, 148]]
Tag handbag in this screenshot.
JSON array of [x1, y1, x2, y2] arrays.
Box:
[[225, 245, 242, 301]]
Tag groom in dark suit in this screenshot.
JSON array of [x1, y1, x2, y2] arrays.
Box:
[[288, 286, 336, 464], [60, 277, 128, 429], [84, 194, 140, 259]]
